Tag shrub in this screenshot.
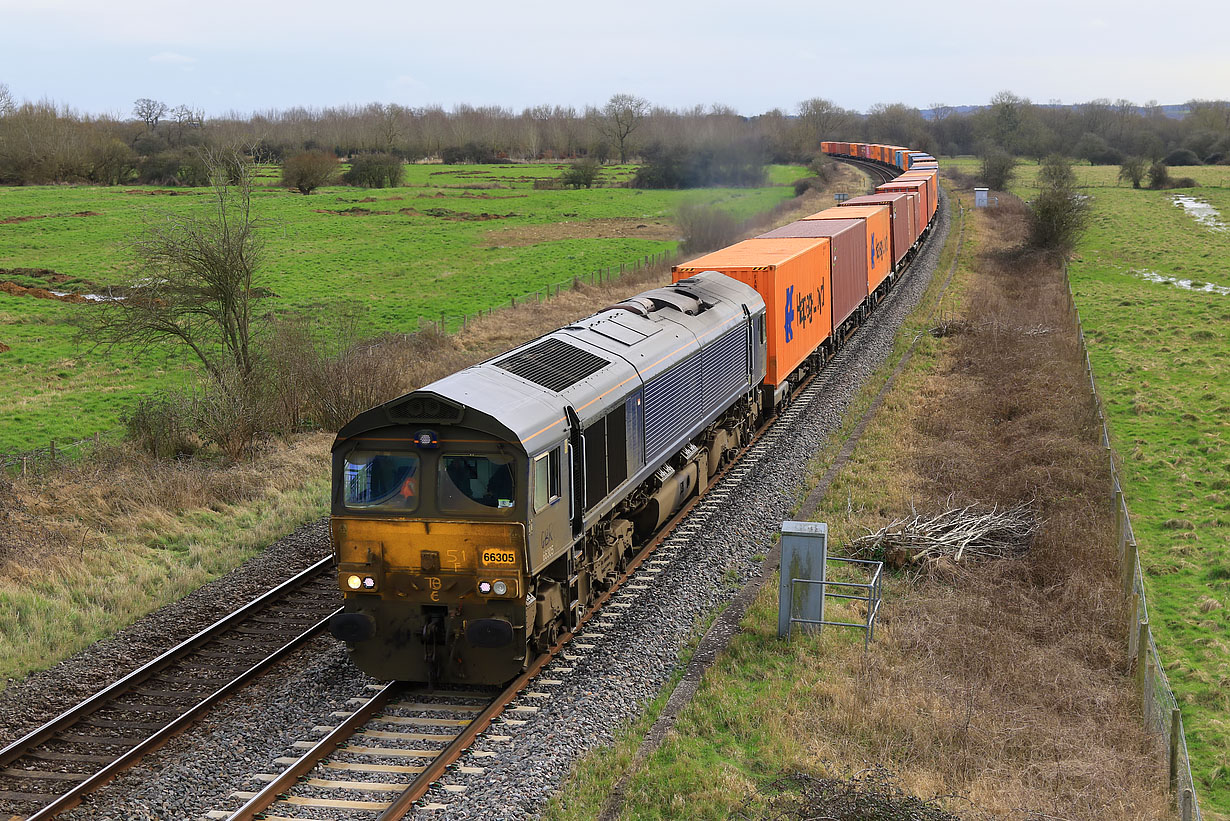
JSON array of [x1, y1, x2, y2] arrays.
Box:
[[123, 392, 201, 458], [135, 150, 209, 186], [632, 140, 767, 189], [1027, 154, 1090, 253], [341, 152, 403, 188], [281, 149, 337, 194], [1147, 161, 1170, 190], [560, 158, 601, 189], [978, 147, 1017, 190], [1163, 148, 1201, 166], [1118, 157, 1146, 189]]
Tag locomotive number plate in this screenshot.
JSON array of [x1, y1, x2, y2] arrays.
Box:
[[481, 550, 518, 566]]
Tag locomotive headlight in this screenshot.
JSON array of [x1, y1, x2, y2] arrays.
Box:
[[362, 576, 376, 589], [492, 580, 508, 596], [478, 580, 492, 594], [346, 574, 363, 590]]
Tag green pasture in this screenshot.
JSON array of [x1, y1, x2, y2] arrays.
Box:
[[951, 156, 1230, 810], [0, 163, 804, 453]]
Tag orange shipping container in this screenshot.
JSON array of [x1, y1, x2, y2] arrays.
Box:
[[673, 238, 832, 388], [802, 205, 893, 292]]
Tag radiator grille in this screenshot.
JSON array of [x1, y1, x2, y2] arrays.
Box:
[[495, 338, 609, 392]]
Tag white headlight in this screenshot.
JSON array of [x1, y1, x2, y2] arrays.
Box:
[[346, 574, 362, 590], [492, 580, 508, 596]]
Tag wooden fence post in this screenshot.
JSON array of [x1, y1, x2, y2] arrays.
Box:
[[1169, 708, 1181, 792], [21, 457, 28, 478], [49, 440, 56, 461], [1136, 620, 1149, 688], [1181, 789, 1193, 821], [1123, 539, 1138, 600]]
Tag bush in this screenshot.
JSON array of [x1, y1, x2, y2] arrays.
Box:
[[281, 149, 337, 194], [632, 140, 767, 189], [1147, 161, 1170, 190], [341, 152, 403, 188], [1163, 148, 1201, 166], [1087, 145, 1124, 165], [1027, 154, 1090, 253], [135, 150, 209, 186], [978, 147, 1017, 190], [123, 393, 201, 458], [675, 200, 739, 253], [560, 158, 601, 189], [1118, 157, 1146, 189]]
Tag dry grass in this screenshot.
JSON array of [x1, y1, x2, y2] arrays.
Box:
[[808, 193, 1169, 818]]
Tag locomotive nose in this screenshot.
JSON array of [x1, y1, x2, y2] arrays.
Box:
[[329, 612, 376, 643]]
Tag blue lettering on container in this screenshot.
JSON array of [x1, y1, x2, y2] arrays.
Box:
[[784, 285, 795, 343], [871, 232, 876, 269]]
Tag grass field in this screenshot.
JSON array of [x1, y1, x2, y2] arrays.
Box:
[[950, 156, 1230, 812], [0, 162, 806, 453]]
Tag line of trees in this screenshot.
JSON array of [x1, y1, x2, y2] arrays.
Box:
[[2, 83, 1228, 188]]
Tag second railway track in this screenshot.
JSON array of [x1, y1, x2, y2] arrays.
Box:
[[0, 557, 340, 820]]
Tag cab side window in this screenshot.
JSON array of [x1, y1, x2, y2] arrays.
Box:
[[533, 448, 561, 512]]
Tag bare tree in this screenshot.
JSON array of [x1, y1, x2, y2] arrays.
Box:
[[593, 93, 649, 163], [81, 147, 264, 385], [0, 83, 14, 116], [1118, 157, 1146, 188], [133, 98, 169, 131]]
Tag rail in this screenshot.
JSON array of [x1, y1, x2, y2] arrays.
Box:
[[0, 556, 337, 820]]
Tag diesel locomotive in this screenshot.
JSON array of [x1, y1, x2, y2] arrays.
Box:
[[327, 143, 940, 686]]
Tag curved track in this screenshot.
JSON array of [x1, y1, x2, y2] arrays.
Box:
[[0, 558, 339, 820]]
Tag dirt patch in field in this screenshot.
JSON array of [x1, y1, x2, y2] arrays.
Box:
[[0, 211, 100, 225], [482, 217, 678, 247], [416, 191, 527, 200], [312, 207, 396, 216], [123, 189, 200, 196], [0, 341, 9, 353], [344, 196, 405, 203], [402, 207, 519, 221], [0, 281, 88, 304]]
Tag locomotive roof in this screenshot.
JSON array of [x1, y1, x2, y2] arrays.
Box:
[[334, 271, 764, 454]]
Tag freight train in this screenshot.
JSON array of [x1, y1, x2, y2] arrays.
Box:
[[327, 143, 941, 685]]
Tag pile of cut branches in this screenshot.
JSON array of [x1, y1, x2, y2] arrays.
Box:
[[848, 500, 1039, 571]]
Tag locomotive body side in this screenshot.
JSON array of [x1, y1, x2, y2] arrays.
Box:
[[328, 272, 768, 685]]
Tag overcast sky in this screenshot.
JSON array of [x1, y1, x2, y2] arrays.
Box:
[[3, 0, 1228, 118]]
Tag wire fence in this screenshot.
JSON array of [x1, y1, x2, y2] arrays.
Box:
[[1063, 265, 1202, 821], [0, 431, 116, 477]]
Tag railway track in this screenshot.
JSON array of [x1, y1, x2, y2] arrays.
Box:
[[834, 154, 901, 187], [0, 557, 340, 820]]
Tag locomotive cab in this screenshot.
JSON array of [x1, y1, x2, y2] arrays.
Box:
[[328, 387, 568, 686]]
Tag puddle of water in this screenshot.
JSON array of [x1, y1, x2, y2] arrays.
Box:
[[1171, 195, 1228, 231], [1131, 269, 1230, 295], [50, 290, 124, 302]]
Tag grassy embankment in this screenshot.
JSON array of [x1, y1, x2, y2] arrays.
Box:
[[545, 185, 1175, 820], [946, 157, 1229, 812], [0, 162, 806, 454], [0, 162, 863, 687]]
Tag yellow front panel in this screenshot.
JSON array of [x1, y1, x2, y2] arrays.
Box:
[[333, 518, 523, 570]]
